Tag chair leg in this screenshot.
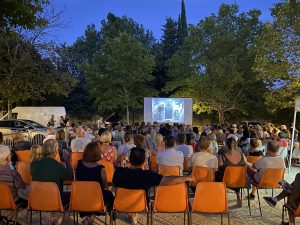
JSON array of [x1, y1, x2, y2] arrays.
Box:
[[190, 213, 192, 225], [39, 211, 42, 225], [105, 213, 107, 225], [147, 211, 149, 225], [257, 188, 262, 216], [184, 212, 186, 225], [76, 212, 79, 225], [29, 210, 32, 225], [272, 189, 274, 197], [282, 205, 285, 224], [240, 188, 243, 200], [221, 213, 223, 225], [73, 212, 76, 225], [227, 212, 230, 225], [150, 212, 153, 225], [247, 188, 251, 216]]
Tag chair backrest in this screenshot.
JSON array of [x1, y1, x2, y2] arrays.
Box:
[[150, 154, 158, 170], [54, 153, 61, 162], [16, 161, 32, 185], [191, 167, 215, 187], [153, 183, 188, 212], [98, 160, 114, 183], [71, 152, 83, 170], [192, 182, 227, 213], [70, 181, 105, 212], [114, 188, 147, 213], [222, 166, 247, 188], [16, 150, 30, 163], [158, 165, 180, 176], [246, 156, 262, 164], [28, 181, 64, 212], [0, 182, 16, 210], [183, 157, 190, 172], [257, 168, 285, 188]]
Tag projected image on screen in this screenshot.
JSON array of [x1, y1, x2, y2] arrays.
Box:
[[152, 98, 184, 123]]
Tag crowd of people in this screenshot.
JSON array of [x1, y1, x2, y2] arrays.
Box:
[[0, 121, 300, 225]]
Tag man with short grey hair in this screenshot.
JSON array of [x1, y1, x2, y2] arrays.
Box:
[[43, 127, 56, 143]]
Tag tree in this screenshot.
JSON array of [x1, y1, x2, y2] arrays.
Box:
[[253, 2, 300, 112], [177, 0, 188, 46], [84, 33, 156, 124], [166, 4, 265, 124]]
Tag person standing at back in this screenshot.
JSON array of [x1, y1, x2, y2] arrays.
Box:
[[157, 135, 184, 174]]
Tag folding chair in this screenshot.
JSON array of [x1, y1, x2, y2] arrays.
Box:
[[158, 165, 180, 176]]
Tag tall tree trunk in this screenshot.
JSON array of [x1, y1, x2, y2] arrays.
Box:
[[7, 100, 12, 119], [126, 104, 130, 125], [218, 110, 225, 125]]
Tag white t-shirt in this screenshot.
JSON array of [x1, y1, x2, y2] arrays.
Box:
[[118, 143, 135, 156], [188, 152, 218, 170], [71, 137, 91, 152], [254, 156, 286, 182], [175, 144, 193, 157], [157, 148, 184, 173], [43, 135, 56, 143]]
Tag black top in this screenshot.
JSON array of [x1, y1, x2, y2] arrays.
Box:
[[113, 167, 163, 190], [76, 160, 105, 188], [249, 150, 264, 157]]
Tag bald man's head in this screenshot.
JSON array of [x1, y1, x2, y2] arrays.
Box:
[[43, 139, 59, 158], [76, 128, 84, 137]]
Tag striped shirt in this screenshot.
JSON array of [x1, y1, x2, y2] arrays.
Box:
[[0, 167, 21, 201]]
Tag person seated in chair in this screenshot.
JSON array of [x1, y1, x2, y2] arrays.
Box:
[[264, 173, 300, 225], [113, 147, 194, 225]]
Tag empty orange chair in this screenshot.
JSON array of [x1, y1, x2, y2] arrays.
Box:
[[70, 181, 107, 224], [98, 160, 114, 184], [113, 188, 148, 225], [282, 203, 300, 225], [254, 168, 285, 216], [223, 166, 251, 215], [191, 167, 215, 187], [190, 182, 229, 225], [16, 150, 30, 163], [28, 181, 64, 224], [158, 165, 180, 176], [71, 152, 83, 170], [152, 183, 188, 225], [16, 161, 32, 185], [0, 182, 17, 217], [246, 156, 262, 164]]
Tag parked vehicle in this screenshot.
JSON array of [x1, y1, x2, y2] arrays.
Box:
[[11, 106, 66, 127], [0, 119, 48, 146]]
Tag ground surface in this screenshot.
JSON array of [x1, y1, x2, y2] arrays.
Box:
[[5, 166, 300, 225]]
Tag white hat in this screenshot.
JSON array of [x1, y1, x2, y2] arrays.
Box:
[[227, 134, 238, 142], [0, 147, 11, 164]]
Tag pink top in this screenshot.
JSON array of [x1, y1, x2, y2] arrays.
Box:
[[100, 146, 116, 162]]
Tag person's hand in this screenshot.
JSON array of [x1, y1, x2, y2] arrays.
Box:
[[185, 176, 195, 183]]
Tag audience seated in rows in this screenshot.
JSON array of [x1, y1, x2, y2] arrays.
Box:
[[113, 147, 194, 225]]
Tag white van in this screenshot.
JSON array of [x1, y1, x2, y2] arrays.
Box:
[[12, 107, 66, 128]]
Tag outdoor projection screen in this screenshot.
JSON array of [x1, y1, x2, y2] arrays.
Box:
[[144, 97, 193, 124]]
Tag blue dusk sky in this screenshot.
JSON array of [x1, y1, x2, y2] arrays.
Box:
[[51, 0, 279, 45]]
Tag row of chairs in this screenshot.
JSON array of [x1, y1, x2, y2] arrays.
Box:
[[0, 181, 229, 225]]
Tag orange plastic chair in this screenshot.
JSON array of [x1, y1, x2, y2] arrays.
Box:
[[71, 152, 83, 170], [112, 188, 149, 225], [0, 182, 17, 217], [16, 161, 32, 185], [54, 153, 61, 162], [16, 150, 30, 163], [190, 182, 229, 225], [254, 168, 285, 216], [70, 181, 107, 225], [150, 154, 158, 171], [223, 166, 251, 215], [282, 203, 300, 225], [152, 183, 189, 225], [246, 156, 262, 164], [28, 181, 64, 224], [158, 165, 180, 176], [191, 167, 215, 187], [98, 160, 115, 184]]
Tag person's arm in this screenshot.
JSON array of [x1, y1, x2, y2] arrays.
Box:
[[159, 175, 195, 186]]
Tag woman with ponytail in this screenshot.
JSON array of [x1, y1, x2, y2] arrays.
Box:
[[216, 137, 247, 207]]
